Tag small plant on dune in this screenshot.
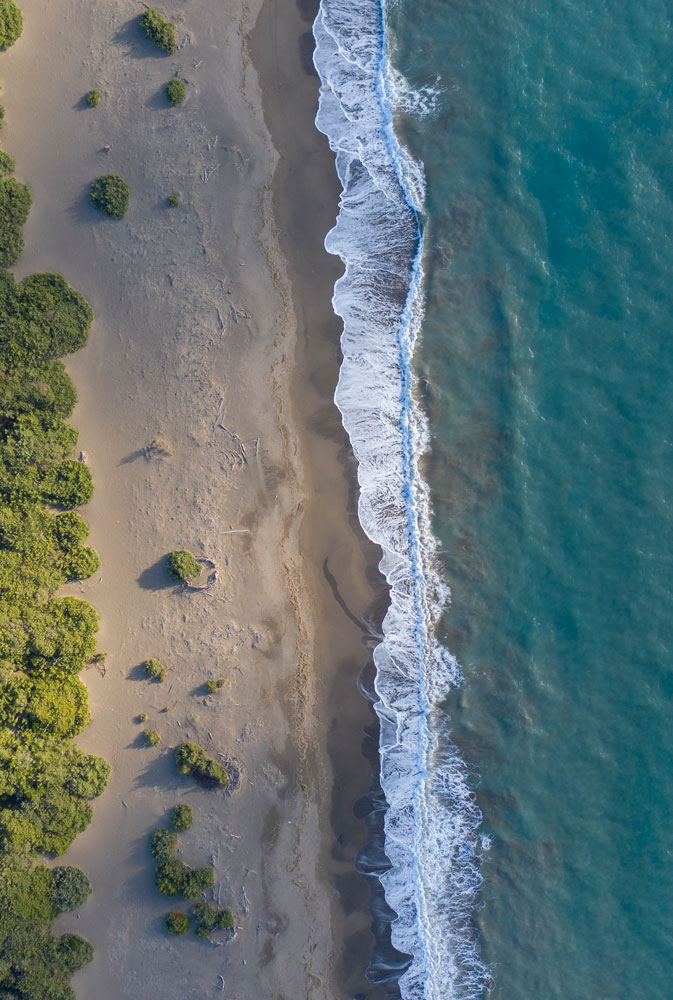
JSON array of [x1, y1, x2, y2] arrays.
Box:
[[176, 742, 228, 788], [86, 89, 100, 107], [167, 549, 201, 582], [138, 712, 148, 723], [165, 911, 190, 935], [170, 803, 193, 831], [150, 828, 177, 864], [206, 678, 225, 694], [0, 150, 14, 175], [167, 193, 180, 208], [140, 8, 176, 54], [166, 78, 187, 106], [144, 657, 166, 682], [90, 174, 130, 219], [144, 728, 161, 747], [192, 900, 234, 938], [0, 0, 23, 50], [0, 105, 4, 127]]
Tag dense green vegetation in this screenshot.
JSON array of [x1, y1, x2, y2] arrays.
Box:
[[206, 678, 225, 694], [167, 193, 180, 208], [175, 742, 228, 788], [0, 150, 15, 176], [0, 115, 109, 998], [165, 78, 186, 106], [140, 8, 176, 54], [0, 0, 22, 50], [86, 89, 100, 108], [170, 803, 192, 831], [144, 728, 160, 747], [156, 857, 214, 898], [150, 828, 177, 864], [167, 549, 200, 581], [192, 900, 234, 938], [165, 911, 190, 935], [90, 174, 129, 219]]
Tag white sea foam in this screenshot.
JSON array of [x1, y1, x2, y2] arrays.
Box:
[[313, 2, 491, 997]]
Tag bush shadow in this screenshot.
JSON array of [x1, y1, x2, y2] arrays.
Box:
[[137, 555, 176, 591], [133, 750, 184, 793], [74, 94, 95, 111], [113, 16, 171, 59], [119, 449, 147, 466], [147, 85, 171, 110]]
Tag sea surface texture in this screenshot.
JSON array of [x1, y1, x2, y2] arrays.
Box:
[[314, 0, 673, 998]]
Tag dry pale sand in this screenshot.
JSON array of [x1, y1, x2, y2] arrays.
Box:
[[0, 0, 380, 998]]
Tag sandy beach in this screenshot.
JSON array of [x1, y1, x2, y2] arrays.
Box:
[[0, 1, 380, 997]]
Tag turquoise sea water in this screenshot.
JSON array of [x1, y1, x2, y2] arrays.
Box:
[[398, 0, 673, 996], [314, 0, 673, 995]]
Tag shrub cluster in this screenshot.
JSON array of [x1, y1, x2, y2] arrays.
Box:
[[140, 8, 176, 54], [165, 910, 190, 935], [170, 803, 193, 831], [206, 678, 225, 694], [0, 149, 15, 175], [175, 742, 228, 788], [0, 0, 23, 50], [167, 549, 201, 581], [192, 900, 234, 938], [166, 78, 186, 106], [144, 728, 160, 747], [0, 138, 108, 997], [90, 174, 130, 219]]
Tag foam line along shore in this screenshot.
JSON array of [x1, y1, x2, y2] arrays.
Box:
[[312, 1, 490, 997]]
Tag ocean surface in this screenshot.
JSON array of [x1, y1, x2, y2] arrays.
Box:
[[313, 1, 673, 998]]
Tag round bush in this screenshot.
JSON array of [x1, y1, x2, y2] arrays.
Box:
[[0, 150, 15, 175], [56, 933, 94, 972], [167, 193, 180, 208], [0, 0, 23, 50], [165, 911, 190, 935], [86, 89, 100, 107], [166, 78, 187, 106], [150, 827, 177, 863], [90, 174, 130, 219], [41, 460, 94, 509], [170, 803, 193, 831], [167, 549, 201, 581], [51, 866, 92, 912], [144, 728, 160, 746], [144, 657, 165, 681]]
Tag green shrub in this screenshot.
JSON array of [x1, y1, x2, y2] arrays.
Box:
[[90, 174, 129, 219], [0, 150, 15, 175], [167, 549, 201, 581], [144, 728, 160, 747], [138, 712, 148, 723], [175, 742, 228, 788], [207, 678, 225, 694], [165, 910, 190, 935], [192, 900, 234, 938], [144, 657, 165, 682], [140, 8, 176, 53], [150, 828, 177, 864], [170, 803, 193, 831], [0, 105, 4, 127], [86, 89, 100, 107], [155, 858, 213, 898], [0, 176, 32, 226], [166, 78, 187, 106], [57, 932, 94, 972], [41, 459, 94, 508], [0, 0, 23, 50], [51, 866, 92, 912], [167, 193, 180, 207]]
